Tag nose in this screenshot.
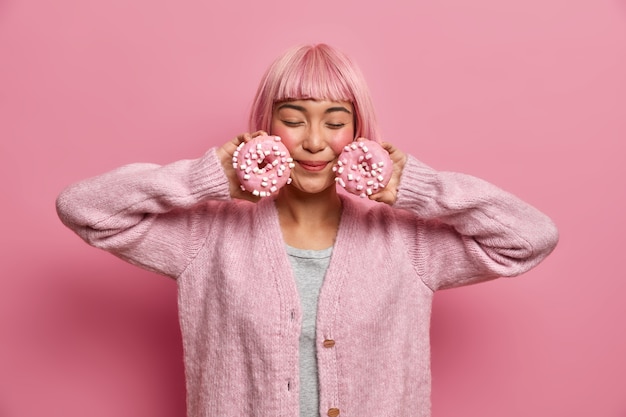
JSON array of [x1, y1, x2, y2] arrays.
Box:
[[302, 126, 325, 153]]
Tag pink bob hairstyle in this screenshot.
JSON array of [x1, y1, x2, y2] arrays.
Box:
[[249, 44, 380, 142]]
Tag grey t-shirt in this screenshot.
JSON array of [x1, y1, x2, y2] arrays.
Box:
[[285, 244, 333, 417]]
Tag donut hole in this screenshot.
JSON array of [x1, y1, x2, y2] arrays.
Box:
[[359, 162, 375, 175], [254, 156, 279, 174], [258, 160, 272, 170]]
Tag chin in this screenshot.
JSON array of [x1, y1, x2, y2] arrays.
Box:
[[290, 180, 336, 195]]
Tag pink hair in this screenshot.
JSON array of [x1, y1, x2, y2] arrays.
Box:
[[249, 44, 380, 142]]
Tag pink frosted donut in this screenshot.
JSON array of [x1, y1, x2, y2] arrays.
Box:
[[333, 140, 393, 198], [233, 135, 294, 197]]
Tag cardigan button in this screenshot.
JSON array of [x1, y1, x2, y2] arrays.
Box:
[[327, 408, 340, 417], [322, 339, 335, 348]]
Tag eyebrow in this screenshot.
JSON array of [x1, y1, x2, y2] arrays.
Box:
[[276, 103, 352, 115]]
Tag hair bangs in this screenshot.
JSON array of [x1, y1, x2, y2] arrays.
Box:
[[273, 48, 354, 103]]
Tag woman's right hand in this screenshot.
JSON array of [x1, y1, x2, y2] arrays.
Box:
[[216, 130, 268, 202]]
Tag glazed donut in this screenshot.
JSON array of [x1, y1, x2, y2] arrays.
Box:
[[233, 135, 294, 197], [333, 139, 393, 198]]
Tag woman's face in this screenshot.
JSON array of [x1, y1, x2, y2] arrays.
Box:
[[271, 99, 355, 195]]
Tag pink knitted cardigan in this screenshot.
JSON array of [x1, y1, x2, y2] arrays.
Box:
[[56, 148, 558, 417]]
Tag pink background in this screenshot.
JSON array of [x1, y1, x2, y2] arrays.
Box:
[[1, 0, 625, 416]]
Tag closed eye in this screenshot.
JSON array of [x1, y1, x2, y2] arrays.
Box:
[[282, 120, 303, 127]]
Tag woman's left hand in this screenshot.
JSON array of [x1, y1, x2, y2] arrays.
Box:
[[369, 141, 407, 206]]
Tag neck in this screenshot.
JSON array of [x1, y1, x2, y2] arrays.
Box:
[[274, 186, 343, 249], [275, 185, 342, 224]]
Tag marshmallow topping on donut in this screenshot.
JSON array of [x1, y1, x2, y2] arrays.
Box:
[[233, 135, 294, 197], [333, 139, 393, 198]]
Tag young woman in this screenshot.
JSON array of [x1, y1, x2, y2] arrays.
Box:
[[56, 43, 559, 417]]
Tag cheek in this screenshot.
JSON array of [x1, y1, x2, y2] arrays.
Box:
[[269, 119, 282, 138], [330, 130, 354, 155], [271, 126, 298, 152], [270, 121, 295, 147]]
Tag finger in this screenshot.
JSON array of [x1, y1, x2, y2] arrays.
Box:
[[380, 141, 395, 153], [235, 133, 254, 147], [368, 192, 383, 202], [368, 191, 390, 204]]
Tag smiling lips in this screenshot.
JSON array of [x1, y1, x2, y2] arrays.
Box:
[[297, 160, 330, 172]]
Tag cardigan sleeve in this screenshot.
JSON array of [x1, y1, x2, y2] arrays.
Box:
[[55, 148, 232, 278], [393, 155, 559, 290]]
